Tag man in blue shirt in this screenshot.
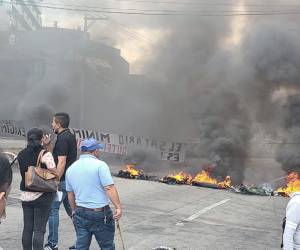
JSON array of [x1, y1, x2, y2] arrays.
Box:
[[66, 138, 122, 250]]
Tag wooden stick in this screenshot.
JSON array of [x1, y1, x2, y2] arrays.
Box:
[[117, 221, 126, 250]]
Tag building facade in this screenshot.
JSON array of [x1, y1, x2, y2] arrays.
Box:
[[1, 0, 42, 31]]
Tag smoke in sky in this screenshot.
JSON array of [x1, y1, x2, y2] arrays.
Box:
[[1, 0, 300, 182]]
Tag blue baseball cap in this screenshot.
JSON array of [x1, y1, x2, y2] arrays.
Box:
[[80, 138, 104, 151]]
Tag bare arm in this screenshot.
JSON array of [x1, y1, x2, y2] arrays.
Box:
[[105, 184, 122, 220], [57, 156, 66, 180], [67, 191, 76, 212]]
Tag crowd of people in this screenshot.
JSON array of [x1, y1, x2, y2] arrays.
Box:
[[0, 112, 122, 250]]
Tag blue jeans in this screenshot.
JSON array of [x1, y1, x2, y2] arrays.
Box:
[[75, 207, 115, 250], [47, 181, 74, 246]]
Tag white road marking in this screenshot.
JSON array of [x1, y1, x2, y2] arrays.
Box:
[[176, 198, 230, 226], [194, 218, 276, 233]]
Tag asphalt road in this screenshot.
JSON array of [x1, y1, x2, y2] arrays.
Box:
[[0, 166, 288, 250]]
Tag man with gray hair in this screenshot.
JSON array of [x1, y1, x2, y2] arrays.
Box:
[[66, 138, 122, 250]]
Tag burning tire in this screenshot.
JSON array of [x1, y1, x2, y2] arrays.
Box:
[[117, 170, 137, 179], [160, 176, 188, 185], [191, 181, 223, 189]]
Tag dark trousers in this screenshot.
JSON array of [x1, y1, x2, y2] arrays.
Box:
[[22, 192, 54, 250], [75, 207, 115, 250]]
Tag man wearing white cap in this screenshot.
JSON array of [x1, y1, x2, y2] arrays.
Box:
[[66, 138, 122, 250]]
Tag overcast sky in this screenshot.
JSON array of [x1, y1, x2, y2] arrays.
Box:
[[40, 0, 172, 73], [38, 0, 300, 74], [39, 0, 249, 74]]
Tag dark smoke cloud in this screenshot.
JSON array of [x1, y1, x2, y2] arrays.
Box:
[[3, 1, 300, 182], [0, 3, 252, 183], [138, 11, 300, 181], [276, 95, 300, 173], [241, 22, 300, 122], [284, 95, 300, 129], [191, 91, 250, 183], [139, 14, 253, 183], [238, 21, 300, 174], [19, 103, 54, 129]]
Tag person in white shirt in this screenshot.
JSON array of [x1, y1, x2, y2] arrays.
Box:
[[283, 192, 300, 250]]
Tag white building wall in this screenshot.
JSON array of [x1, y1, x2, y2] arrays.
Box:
[[0, 1, 41, 32], [0, 4, 10, 32]]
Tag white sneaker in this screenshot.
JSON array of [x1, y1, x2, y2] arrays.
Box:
[[44, 244, 58, 250]]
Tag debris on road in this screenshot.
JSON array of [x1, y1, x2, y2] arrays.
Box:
[[152, 247, 176, 250], [230, 184, 273, 196]]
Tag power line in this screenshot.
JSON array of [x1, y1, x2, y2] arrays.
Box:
[[5, 0, 300, 16], [33, 0, 300, 13], [105, 0, 300, 8], [53, 0, 300, 8], [94, 16, 155, 44], [54, 3, 155, 44], [5, 0, 276, 13], [107, 18, 155, 44]]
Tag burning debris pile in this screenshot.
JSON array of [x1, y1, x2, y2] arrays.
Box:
[[116, 165, 300, 197], [117, 164, 155, 180], [230, 172, 300, 197], [160, 172, 192, 185], [118, 164, 140, 179], [191, 171, 231, 189], [159, 170, 231, 190], [275, 172, 300, 197], [117, 164, 232, 189]]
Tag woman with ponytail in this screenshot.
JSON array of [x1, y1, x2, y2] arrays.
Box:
[[18, 128, 57, 250]]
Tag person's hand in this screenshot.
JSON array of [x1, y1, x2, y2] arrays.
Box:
[[71, 211, 76, 222], [42, 134, 51, 146], [0, 192, 7, 219], [76, 138, 82, 149], [113, 207, 122, 221]]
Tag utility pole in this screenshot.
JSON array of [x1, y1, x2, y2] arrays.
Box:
[[79, 56, 85, 128], [79, 14, 107, 127]]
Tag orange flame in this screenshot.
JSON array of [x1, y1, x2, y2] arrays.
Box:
[[276, 172, 300, 196], [192, 171, 232, 188], [218, 176, 232, 189], [193, 170, 218, 184], [167, 172, 193, 184], [125, 164, 140, 177]]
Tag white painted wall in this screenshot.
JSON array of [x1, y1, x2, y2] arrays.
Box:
[[0, 6, 10, 32]]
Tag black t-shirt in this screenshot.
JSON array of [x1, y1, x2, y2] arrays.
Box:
[[53, 129, 77, 181], [18, 145, 47, 192]]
